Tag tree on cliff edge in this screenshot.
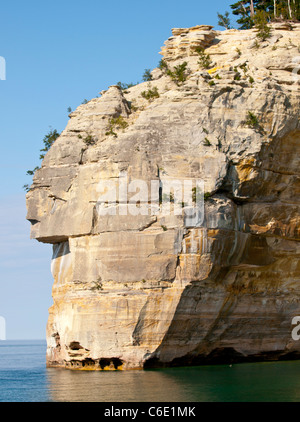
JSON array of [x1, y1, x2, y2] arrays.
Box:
[[24, 128, 60, 192], [230, 0, 299, 28]]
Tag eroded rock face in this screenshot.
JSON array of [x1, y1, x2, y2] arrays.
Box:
[[160, 25, 216, 61], [26, 24, 300, 369]]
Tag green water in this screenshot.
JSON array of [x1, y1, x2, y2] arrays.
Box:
[[46, 360, 300, 402], [1, 341, 300, 402]]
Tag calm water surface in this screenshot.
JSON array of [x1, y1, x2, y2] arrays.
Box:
[[1, 340, 300, 402]]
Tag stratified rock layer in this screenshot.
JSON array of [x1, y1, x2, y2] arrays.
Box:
[[26, 24, 300, 369]]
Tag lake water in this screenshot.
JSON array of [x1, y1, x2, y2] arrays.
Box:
[[1, 340, 300, 402]]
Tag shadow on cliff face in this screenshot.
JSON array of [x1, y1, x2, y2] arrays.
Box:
[[144, 347, 300, 369], [144, 275, 300, 369], [52, 241, 70, 259], [144, 129, 300, 369]]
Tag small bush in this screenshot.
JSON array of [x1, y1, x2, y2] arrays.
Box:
[[158, 59, 168, 72], [26, 166, 40, 176], [83, 133, 96, 146], [196, 47, 212, 70], [116, 81, 136, 90], [239, 63, 248, 74], [128, 101, 138, 112], [39, 129, 60, 159], [105, 116, 129, 137], [24, 128, 60, 191], [91, 281, 103, 291], [254, 10, 271, 41], [112, 116, 129, 129], [142, 69, 153, 82], [243, 111, 264, 133], [253, 39, 260, 49], [141, 86, 160, 101], [244, 111, 259, 128], [203, 137, 212, 146], [167, 62, 189, 85]]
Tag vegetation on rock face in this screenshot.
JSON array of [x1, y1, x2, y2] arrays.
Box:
[[254, 10, 271, 40], [192, 187, 201, 203], [39, 129, 60, 159], [244, 111, 259, 127], [243, 110, 264, 133], [158, 58, 189, 85], [82, 133, 96, 146], [141, 86, 160, 101], [91, 280, 103, 291], [204, 192, 212, 201], [158, 59, 168, 72], [203, 137, 212, 146], [24, 128, 60, 192], [191, 187, 212, 202], [166, 61, 189, 85], [196, 47, 212, 70], [142, 69, 153, 82], [105, 116, 129, 137], [117, 81, 137, 91]]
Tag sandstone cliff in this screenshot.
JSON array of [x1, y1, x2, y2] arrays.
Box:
[[26, 24, 300, 369]]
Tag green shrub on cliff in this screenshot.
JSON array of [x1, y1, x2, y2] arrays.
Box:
[[117, 81, 137, 91], [24, 128, 60, 191], [244, 111, 260, 128], [141, 86, 160, 101], [142, 69, 153, 82], [254, 10, 271, 41], [39, 128, 60, 159], [158, 59, 168, 72], [243, 110, 265, 134], [105, 116, 129, 137], [196, 47, 212, 70], [167, 62, 189, 85]]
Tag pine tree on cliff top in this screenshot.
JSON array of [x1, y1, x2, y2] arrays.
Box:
[[230, 0, 299, 28], [230, 0, 274, 28]]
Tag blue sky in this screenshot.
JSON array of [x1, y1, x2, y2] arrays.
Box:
[[0, 0, 236, 339]]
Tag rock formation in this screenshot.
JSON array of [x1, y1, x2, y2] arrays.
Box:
[[26, 23, 300, 369]]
